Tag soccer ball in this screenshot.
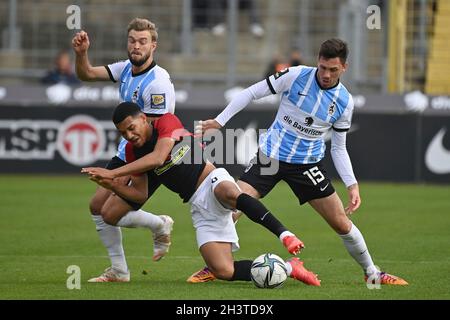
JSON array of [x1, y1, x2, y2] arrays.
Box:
[[250, 253, 288, 289]]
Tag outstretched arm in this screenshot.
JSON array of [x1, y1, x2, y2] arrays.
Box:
[[82, 137, 175, 179], [72, 30, 110, 81], [196, 67, 302, 135], [195, 79, 272, 134], [90, 174, 148, 204], [112, 137, 175, 177]]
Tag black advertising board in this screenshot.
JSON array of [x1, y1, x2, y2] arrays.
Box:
[[0, 105, 448, 184], [420, 116, 450, 183]]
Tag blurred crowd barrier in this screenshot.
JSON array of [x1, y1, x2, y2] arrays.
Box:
[[1, 0, 448, 94]]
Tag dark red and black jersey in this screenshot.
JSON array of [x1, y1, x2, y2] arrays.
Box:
[[125, 113, 206, 202]]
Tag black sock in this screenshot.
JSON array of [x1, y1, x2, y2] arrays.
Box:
[[235, 193, 287, 238], [230, 260, 252, 281]]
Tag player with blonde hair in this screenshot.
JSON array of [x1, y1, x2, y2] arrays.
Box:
[[72, 18, 175, 282]]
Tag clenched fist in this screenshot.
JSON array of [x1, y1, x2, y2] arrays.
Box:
[[72, 30, 90, 54]]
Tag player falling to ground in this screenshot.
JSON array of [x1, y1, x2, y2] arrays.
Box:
[[194, 38, 408, 286], [81, 102, 320, 286], [72, 18, 175, 282]]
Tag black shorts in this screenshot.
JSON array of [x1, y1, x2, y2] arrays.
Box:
[[105, 156, 161, 210], [239, 151, 335, 205]]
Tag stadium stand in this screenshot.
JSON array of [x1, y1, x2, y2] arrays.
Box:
[[426, 0, 450, 94]]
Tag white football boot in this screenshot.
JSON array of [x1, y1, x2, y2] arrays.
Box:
[[87, 267, 130, 283], [152, 215, 174, 261]]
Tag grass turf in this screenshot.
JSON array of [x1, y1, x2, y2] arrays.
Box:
[[0, 175, 449, 300]]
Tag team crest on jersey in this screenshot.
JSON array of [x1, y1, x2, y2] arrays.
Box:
[[274, 68, 289, 80], [151, 94, 166, 109], [328, 101, 336, 115], [304, 117, 314, 127], [132, 85, 140, 103]]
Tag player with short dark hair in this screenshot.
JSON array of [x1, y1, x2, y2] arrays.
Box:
[[72, 18, 175, 282], [82, 102, 320, 286], [194, 38, 408, 285]]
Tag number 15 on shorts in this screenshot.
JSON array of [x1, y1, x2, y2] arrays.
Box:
[[302, 166, 325, 185]]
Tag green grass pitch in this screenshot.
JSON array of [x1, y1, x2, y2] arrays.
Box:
[[0, 175, 449, 300]]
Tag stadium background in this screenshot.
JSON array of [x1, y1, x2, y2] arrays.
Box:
[[0, 0, 449, 300]]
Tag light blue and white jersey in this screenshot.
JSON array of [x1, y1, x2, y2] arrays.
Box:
[[106, 60, 176, 161], [260, 65, 354, 164]]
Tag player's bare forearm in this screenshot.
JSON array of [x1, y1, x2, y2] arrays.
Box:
[[75, 52, 94, 81], [75, 53, 109, 81], [72, 30, 94, 81], [111, 152, 164, 178], [86, 173, 147, 203], [83, 139, 174, 178], [110, 138, 175, 178], [72, 31, 109, 81], [109, 177, 148, 204]]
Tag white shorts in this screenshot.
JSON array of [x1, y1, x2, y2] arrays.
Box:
[[188, 168, 240, 252]]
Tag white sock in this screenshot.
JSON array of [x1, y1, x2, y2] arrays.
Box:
[[279, 231, 295, 242], [116, 209, 164, 232], [92, 215, 128, 273], [284, 261, 293, 276], [339, 222, 377, 275]]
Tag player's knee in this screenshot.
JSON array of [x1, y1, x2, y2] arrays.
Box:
[[102, 214, 118, 226], [237, 180, 260, 198], [89, 197, 103, 215], [100, 208, 119, 226], [89, 188, 112, 215], [225, 189, 241, 207], [335, 218, 352, 235], [214, 182, 241, 208]]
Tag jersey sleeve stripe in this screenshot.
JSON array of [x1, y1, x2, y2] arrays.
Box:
[[104, 66, 116, 83], [332, 126, 350, 132], [266, 77, 276, 94]]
